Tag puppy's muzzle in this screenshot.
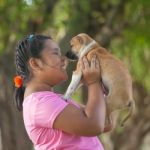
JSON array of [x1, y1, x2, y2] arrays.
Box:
[[65, 51, 78, 60]]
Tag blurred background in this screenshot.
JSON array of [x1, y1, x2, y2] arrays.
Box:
[[0, 0, 150, 150]]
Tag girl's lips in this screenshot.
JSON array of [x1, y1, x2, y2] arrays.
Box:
[[61, 59, 69, 69], [61, 63, 67, 70]]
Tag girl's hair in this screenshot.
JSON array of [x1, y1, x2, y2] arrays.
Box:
[[14, 34, 51, 111]]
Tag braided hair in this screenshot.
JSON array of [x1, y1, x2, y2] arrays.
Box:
[[14, 34, 51, 111]]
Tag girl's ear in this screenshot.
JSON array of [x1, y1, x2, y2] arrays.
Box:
[[28, 58, 43, 71]]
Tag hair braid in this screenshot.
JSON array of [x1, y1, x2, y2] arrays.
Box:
[[14, 34, 51, 111], [15, 40, 30, 81]]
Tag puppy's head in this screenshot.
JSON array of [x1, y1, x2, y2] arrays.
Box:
[[65, 33, 95, 60]]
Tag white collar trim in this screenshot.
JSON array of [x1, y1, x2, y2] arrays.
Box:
[[79, 40, 97, 59]]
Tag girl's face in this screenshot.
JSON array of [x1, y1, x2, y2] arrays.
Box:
[[37, 39, 68, 86]]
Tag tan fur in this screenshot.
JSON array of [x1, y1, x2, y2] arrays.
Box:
[[70, 33, 135, 127]]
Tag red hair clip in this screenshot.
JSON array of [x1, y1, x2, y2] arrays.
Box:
[[14, 75, 23, 88]]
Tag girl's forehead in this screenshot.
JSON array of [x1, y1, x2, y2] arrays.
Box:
[[44, 39, 60, 52]]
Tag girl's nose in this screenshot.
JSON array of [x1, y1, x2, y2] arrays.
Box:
[[61, 56, 69, 68], [61, 56, 65, 62]]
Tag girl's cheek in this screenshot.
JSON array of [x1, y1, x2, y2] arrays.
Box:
[[53, 59, 61, 67], [56, 57, 62, 64], [51, 56, 59, 64]]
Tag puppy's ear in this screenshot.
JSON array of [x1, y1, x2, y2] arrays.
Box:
[[76, 36, 84, 44]]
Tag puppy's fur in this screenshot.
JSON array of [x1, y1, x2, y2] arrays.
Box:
[[64, 33, 135, 127]]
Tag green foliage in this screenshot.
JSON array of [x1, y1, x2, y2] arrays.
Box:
[[111, 30, 150, 91], [0, 0, 149, 89], [0, 0, 150, 149], [110, 0, 150, 91], [72, 89, 82, 103]]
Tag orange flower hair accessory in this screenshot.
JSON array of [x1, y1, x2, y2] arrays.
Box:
[[14, 75, 23, 88]]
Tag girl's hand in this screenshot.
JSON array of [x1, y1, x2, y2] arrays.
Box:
[[53, 55, 106, 136], [80, 55, 101, 85], [103, 123, 113, 133]]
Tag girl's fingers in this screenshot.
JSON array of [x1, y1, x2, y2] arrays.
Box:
[[91, 55, 96, 68], [95, 58, 100, 69], [82, 57, 89, 69], [80, 58, 84, 69], [80, 56, 99, 70]]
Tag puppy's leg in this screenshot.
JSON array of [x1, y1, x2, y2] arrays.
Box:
[[120, 100, 135, 126], [63, 71, 82, 100]]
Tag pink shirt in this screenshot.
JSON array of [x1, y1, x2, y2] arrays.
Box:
[[23, 91, 104, 150]]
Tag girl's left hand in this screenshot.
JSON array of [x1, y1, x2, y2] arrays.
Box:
[[103, 123, 113, 133]]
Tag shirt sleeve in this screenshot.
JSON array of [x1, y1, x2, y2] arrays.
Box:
[[34, 93, 69, 128]]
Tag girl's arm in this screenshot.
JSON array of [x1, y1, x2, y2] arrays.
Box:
[[77, 99, 113, 133], [53, 56, 106, 136]]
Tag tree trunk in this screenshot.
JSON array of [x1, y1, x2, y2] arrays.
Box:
[[0, 1, 60, 149], [0, 53, 33, 150], [102, 82, 150, 150]]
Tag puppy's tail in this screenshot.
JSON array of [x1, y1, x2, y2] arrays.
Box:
[[120, 100, 135, 127]]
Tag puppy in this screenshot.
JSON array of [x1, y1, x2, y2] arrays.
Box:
[[64, 33, 135, 127]]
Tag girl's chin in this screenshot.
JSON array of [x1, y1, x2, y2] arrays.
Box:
[[57, 69, 68, 81], [62, 74, 68, 81], [57, 76, 68, 85]]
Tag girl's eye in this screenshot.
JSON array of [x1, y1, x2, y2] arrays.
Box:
[[53, 52, 61, 57], [53, 52, 59, 55]]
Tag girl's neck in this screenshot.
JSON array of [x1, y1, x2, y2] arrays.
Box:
[[24, 79, 53, 98]]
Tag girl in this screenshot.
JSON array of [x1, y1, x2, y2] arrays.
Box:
[[14, 34, 112, 150]]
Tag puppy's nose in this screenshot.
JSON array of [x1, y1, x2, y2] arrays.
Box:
[[65, 51, 78, 60]]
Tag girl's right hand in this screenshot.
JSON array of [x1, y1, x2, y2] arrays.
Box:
[[80, 55, 101, 85], [53, 55, 106, 136]]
